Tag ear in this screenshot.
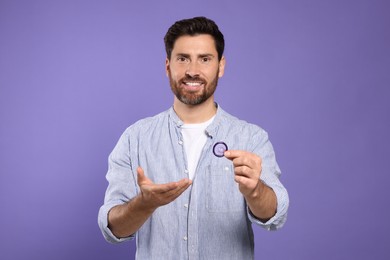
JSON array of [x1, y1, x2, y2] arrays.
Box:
[[218, 56, 226, 78], [165, 58, 170, 77]]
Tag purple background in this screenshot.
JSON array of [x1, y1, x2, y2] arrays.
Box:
[[1, 0, 389, 259]]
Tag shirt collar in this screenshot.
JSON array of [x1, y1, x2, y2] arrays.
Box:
[[168, 103, 226, 138]]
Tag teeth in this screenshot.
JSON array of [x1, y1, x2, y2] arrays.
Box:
[[185, 82, 202, 86]]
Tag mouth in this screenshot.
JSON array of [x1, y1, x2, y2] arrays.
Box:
[[181, 80, 205, 91]]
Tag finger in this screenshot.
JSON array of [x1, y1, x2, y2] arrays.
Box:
[[146, 178, 191, 194], [230, 154, 262, 171], [162, 179, 192, 197], [165, 184, 192, 202], [224, 150, 245, 160], [149, 182, 180, 193], [234, 165, 257, 178], [137, 167, 146, 183], [231, 157, 256, 170], [235, 175, 261, 193], [174, 179, 192, 194], [234, 174, 246, 184], [224, 150, 260, 165], [151, 180, 192, 206], [137, 167, 179, 193], [234, 175, 255, 190], [137, 167, 154, 185]]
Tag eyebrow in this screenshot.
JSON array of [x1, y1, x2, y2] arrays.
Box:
[[175, 53, 215, 58]]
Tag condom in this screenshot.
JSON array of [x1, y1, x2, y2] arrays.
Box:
[[213, 142, 228, 157]]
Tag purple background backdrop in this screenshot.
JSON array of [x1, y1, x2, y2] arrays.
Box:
[[1, 0, 389, 259]]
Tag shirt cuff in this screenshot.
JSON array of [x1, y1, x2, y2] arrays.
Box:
[[98, 202, 135, 243], [247, 184, 289, 230]]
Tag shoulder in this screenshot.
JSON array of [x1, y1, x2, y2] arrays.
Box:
[[219, 108, 267, 137], [216, 108, 272, 153], [123, 109, 170, 135]]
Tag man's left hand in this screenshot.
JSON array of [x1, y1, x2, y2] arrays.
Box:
[[224, 150, 262, 197]]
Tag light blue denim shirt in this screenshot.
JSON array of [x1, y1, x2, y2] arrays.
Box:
[[98, 105, 289, 260]]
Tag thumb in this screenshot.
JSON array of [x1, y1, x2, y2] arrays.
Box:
[[137, 166, 150, 185]]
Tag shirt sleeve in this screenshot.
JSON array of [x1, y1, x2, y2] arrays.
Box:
[[97, 129, 138, 243], [247, 128, 289, 230]]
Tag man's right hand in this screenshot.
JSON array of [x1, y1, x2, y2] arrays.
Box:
[[137, 167, 192, 211], [108, 167, 192, 238]]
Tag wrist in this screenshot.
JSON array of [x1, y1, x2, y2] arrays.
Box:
[[132, 195, 157, 214], [246, 180, 263, 200]]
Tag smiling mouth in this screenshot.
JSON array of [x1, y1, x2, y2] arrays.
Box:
[[181, 81, 205, 91], [184, 81, 203, 86]]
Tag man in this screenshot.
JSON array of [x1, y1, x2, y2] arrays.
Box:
[[98, 16, 289, 259]]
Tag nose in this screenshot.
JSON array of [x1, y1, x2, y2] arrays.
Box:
[[185, 62, 200, 78]]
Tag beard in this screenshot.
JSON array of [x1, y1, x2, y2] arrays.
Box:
[[168, 70, 219, 106]]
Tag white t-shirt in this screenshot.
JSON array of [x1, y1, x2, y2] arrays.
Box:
[[181, 116, 215, 180]]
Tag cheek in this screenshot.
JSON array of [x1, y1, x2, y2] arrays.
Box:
[[208, 68, 221, 80], [169, 67, 185, 80], [169, 71, 179, 81]]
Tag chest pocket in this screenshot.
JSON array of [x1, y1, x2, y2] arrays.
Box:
[[206, 164, 245, 213]]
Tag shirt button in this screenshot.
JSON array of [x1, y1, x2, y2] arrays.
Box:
[[184, 203, 188, 208], [224, 166, 229, 171], [184, 169, 189, 174], [178, 140, 183, 145], [183, 236, 188, 241]]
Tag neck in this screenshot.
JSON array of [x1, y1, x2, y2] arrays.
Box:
[[173, 97, 217, 124]]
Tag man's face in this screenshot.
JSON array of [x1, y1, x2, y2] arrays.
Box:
[[166, 34, 225, 106]]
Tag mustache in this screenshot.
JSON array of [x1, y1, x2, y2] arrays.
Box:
[[180, 75, 206, 83]]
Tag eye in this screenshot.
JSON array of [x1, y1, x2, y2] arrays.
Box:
[[177, 56, 189, 63], [201, 57, 211, 63]]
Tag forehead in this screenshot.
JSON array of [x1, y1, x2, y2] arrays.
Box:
[[172, 34, 217, 55]]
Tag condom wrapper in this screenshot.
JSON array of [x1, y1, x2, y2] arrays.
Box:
[[213, 142, 228, 157]]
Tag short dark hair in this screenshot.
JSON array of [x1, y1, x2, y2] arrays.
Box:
[[164, 16, 225, 61]]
